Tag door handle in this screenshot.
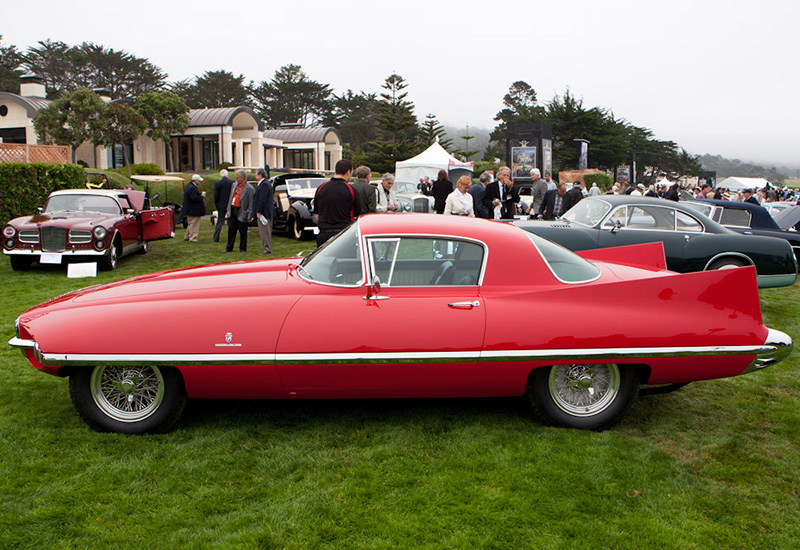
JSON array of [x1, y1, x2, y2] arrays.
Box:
[[448, 300, 480, 309]]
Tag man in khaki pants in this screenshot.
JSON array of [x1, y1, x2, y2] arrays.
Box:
[[182, 174, 206, 242]]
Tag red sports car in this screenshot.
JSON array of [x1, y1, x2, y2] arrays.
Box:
[[3, 189, 175, 271], [8, 214, 792, 433]]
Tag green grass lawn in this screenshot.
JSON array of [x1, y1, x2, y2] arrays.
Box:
[[1, 221, 799, 549]]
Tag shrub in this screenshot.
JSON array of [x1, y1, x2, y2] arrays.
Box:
[[218, 162, 233, 171], [131, 163, 164, 176], [473, 161, 499, 178], [0, 163, 84, 222], [584, 173, 613, 190]]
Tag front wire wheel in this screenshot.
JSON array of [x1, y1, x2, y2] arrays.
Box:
[[527, 363, 639, 431], [69, 365, 186, 434]]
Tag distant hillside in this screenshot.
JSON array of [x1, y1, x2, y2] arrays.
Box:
[[699, 154, 791, 183]]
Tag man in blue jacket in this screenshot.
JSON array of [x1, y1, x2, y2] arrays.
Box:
[[252, 168, 275, 255]]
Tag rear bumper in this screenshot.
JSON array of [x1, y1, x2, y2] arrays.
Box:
[[741, 328, 793, 374]]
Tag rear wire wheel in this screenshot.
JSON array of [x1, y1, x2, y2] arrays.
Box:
[[526, 363, 639, 430]]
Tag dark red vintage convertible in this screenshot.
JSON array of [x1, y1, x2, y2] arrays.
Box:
[[9, 214, 792, 433], [3, 189, 175, 271]]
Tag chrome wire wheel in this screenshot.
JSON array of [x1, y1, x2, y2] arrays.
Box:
[[548, 363, 621, 417], [90, 366, 165, 423]]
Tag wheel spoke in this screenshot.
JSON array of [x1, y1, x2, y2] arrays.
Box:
[[90, 366, 165, 422]]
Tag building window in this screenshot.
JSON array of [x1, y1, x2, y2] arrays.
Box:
[[0, 127, 27, 144], [110, 143, 134, 169], [178, 137, 193, 171], [202, 137, 219, 170], [284, 149, 314, 170]]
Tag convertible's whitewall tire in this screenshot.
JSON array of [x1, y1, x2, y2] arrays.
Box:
[[99, 236, 121, 271], [290, 216, 304, 240], [69, 365, 186, 434], [526, 364, 639, 431]]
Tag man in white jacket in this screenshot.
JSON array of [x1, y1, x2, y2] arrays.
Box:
[[376, 173, 399, 212]]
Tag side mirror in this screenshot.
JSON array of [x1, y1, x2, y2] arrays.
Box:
[[126, 208, 136, 215], [364, 275, 389, 301], [610, 220, 622, 234], [37, 207, 43, 214]]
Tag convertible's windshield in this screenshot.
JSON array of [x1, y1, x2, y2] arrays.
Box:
[[299, 224, 363, 285], [286, 178, 327, 195], [45, 194, 122, 215], [561, 198, 611, 227]]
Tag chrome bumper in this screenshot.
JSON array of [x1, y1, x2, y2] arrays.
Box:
[[741, 328, 793, 374]]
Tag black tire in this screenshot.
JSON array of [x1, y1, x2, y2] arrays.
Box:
[[290, 216, 304, 240], [69, 365, 186, 434], [526, 364, 639, 431], [708, 257, 746, 270], [10, 256, 33, 271], [99, 236, 121, 271]]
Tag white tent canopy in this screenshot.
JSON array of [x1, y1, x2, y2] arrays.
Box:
[[395, 141, 474, 184], [716, 177, 771, 191]]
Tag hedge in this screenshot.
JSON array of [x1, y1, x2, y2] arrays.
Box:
[[0, 163, 85, 223], [584, 173, 613, 189]]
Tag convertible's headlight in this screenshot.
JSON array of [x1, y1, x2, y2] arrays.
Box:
[[93, 226, 107, 239], [4, 238, 15, 249], [3, 225, 16, 238]]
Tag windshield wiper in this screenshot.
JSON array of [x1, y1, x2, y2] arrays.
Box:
[[295, 263, 313, 280]]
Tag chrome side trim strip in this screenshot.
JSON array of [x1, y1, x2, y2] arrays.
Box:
[[32, 342, 783, 367], [742, 328, 793, 374]]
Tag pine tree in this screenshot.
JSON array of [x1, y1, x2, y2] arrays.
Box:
[[419, 114, 453, 150]]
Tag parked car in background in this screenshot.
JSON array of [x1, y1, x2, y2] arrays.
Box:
[[9, 214, 792, 434], [514, 196, 797, 288], [394, 181, 434, 213], [271, 172, 327, 240], [682, 198, 800, 262], [3, 189, 175, 271]]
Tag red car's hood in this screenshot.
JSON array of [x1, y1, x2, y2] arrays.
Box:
[[25, 258, 297, 313], [15, 211, 114, 227]]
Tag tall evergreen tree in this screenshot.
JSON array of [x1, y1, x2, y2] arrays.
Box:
[[177, 70, 252, 109], [366, 73, 422, 173], [251, 64, 333, 127], [23, 40, 165, 99], [0, 35, 23, 93], [323, 90, 381, 151], [419, 114, 452, 150]]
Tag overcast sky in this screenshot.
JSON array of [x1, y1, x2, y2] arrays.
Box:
[[3, 0, 798, 166]]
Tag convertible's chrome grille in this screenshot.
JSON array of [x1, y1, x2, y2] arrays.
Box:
[[69, 230, 92, 244], [40, 227, 66, 252], [413, 197, 430, 213], [18, 230, 39, 244]]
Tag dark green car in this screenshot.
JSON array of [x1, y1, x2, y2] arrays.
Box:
[[514, 196, 797, 288]]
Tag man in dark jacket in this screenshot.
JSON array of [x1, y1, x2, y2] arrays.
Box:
[[483, 166, 519, 219], [469, 172, 491, 219], [212, 169, 234, 242], [351, 165, 377, 216], [252, 168, 275, 255], [665, 183, 680, 202], [536, 182, 570, 220], [182, 174, 206, 242]]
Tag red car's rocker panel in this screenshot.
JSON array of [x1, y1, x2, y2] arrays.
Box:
[[8, 215, 793, 433]]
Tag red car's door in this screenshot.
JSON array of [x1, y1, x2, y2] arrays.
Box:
[[140, 207, 175, 241], [275, 285, 485, 396]]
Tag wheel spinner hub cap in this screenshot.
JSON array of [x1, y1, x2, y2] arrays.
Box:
[[549, 364, 621, 417]]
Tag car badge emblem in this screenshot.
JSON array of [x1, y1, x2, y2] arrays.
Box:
[[225, 332, 233, 344]]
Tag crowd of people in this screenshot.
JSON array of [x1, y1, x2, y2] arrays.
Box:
[[181, 159, 799, 250]]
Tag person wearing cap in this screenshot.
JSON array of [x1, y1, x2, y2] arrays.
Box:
[[566, 181, 583, 206], [182, 174, 207, 242], [742, 188, 758, 205], [630, 183, 644, 196]]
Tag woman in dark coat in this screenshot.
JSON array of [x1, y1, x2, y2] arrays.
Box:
[[432, 169, 453, 214]]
